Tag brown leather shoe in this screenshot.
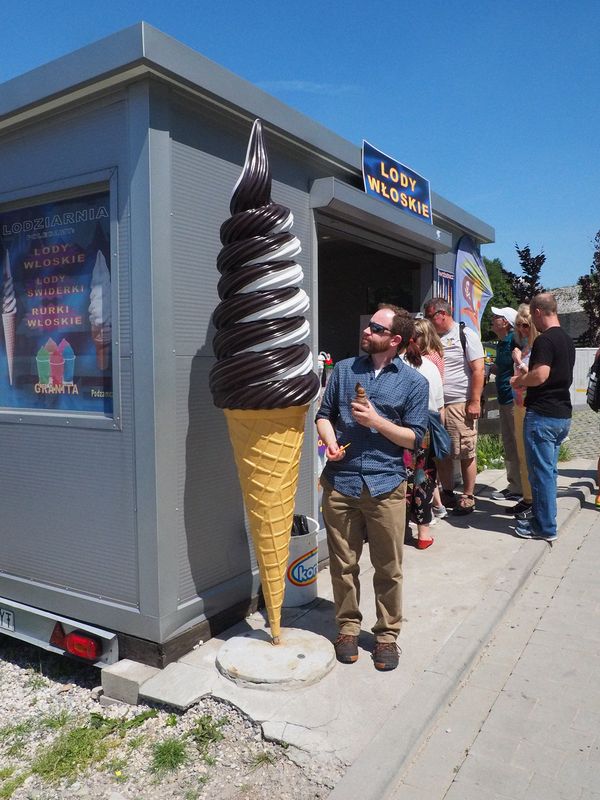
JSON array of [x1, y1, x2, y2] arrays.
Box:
[[333, 634, 359, 663], [372, 641, 400, 671]]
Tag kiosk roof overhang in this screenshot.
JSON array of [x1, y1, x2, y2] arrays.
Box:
[[0, 22, 494, 246], [311, 178, 453, 255]]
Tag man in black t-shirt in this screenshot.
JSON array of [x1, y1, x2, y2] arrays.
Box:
[[510, 293, 575, 541]]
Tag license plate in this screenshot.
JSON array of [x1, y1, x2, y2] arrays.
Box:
[[0, 608, 15, 631]]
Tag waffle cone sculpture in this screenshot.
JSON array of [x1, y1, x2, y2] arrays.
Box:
[[209, 120, 320, 643]]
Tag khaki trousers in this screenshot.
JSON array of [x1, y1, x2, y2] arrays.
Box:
[[321, 478, 406, 643], [498, 403, 522, 495], [513, 403, 532, 502]]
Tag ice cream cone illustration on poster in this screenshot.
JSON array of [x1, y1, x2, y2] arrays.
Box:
[[2, 250, 17, 386], [88, 250, 111, 370], [209, 120, 320, 643]]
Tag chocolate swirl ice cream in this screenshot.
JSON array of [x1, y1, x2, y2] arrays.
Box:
[[209, 119, 319, 410]]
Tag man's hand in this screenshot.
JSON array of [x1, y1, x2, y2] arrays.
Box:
[[351, 398, 379, 428], [466, 399, 481, 420], [325, 442, 346, 461]]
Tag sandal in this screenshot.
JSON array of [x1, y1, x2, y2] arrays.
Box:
[[417, 538, 434, 549], [452, 494, 475, 515]]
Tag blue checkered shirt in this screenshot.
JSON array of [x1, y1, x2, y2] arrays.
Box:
[[316, 355, 429, 497]]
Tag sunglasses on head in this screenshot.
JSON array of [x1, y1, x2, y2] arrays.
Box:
[[368, 321, 392, 335]]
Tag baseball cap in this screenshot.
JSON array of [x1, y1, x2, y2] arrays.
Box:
[[491, 306, 517, 327]]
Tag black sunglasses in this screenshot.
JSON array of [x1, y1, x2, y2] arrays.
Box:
[[424, 310, 444, 320], [368, 321, 392, 335]]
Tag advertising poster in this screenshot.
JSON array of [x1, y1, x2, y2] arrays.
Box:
[[362, 141, 432, 225], [454, 235, 493, 335], [0, 190, 113, 416], [436, 269, 455, 314]]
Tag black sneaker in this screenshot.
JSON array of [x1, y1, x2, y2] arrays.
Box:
[[333, 634, 359, 664], [490, 488, 522, 501], [372, 641, 400, 671], [505, 500, 532, 516]]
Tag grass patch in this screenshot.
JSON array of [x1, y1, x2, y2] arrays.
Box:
[[40, 710, 71, 730], [0, 719, 37, 757], [0, 719, 36, 740], [165, 713, 178, 727], [29, 710, 159, 784], [151, 737, 188, 774], [104, 756, 128, 783], [0, 773, 27, 799], [187, 714, 226, 753], [26, 673, 48, 691], [31, 725, 111, 782], [127, 733, 145, 750], [248, 750, 277, 771], [476, 434, 505, 472], [558, 442, 570, 461]]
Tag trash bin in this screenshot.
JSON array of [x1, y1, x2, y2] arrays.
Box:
[[283, 516, 319, 607]]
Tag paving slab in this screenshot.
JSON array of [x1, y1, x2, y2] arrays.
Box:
[[139, 661, 215, 709], [101, 658, 159, 705]]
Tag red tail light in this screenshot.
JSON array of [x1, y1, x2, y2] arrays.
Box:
[[64, 631, 102, 660], [50, 621, 66, 649]]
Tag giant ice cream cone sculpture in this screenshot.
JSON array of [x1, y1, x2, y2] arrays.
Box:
[[2, 251, 17, 386], [209, 120, 320, 643]]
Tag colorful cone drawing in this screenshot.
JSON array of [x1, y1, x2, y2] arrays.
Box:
[[88, 250, 112, 371], [2, 251, 17, 386]]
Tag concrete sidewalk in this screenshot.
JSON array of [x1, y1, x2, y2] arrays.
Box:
[[391, 489, 600, 799], [103, 458, 597, 795]]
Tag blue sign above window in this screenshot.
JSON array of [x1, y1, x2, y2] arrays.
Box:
[[362, 141, 432, 225]]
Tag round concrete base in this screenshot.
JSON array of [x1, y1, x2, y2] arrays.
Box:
[[216, 628, 336, 690]]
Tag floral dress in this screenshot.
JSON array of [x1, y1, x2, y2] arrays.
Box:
[[404, 429, 436, 525]]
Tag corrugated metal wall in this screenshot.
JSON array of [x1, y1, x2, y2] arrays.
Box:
[[168, 102, 316, 610], [0, 98, 139, 607]]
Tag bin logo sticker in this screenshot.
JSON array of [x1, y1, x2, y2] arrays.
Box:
[[0, 190, 113, 416], [287, 547, 318, 586]]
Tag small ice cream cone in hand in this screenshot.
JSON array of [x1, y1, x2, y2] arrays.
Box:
[[354, 382, 369, 406]]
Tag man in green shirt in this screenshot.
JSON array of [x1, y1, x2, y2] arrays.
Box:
[[489, 307, 521, 502]]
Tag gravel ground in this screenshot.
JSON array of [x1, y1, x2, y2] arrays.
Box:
[[0, 637, 338, 799]]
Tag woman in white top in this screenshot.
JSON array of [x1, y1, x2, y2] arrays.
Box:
[[399, 332, 444, 549]]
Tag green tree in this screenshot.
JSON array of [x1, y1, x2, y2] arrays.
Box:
[[577, 229, 600, 346], [506, 244, 546, 302], [481, 256, 519, 340]]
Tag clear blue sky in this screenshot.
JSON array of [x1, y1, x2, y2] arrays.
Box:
[[2, 0, 598, 289]]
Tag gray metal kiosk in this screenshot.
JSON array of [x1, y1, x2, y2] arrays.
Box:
[[0, 23, 494, 667]]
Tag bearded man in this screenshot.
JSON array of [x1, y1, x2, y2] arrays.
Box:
[[316, 305, 428, 671]]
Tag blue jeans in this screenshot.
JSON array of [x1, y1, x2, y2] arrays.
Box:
[[524, 410, 570, 537]]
